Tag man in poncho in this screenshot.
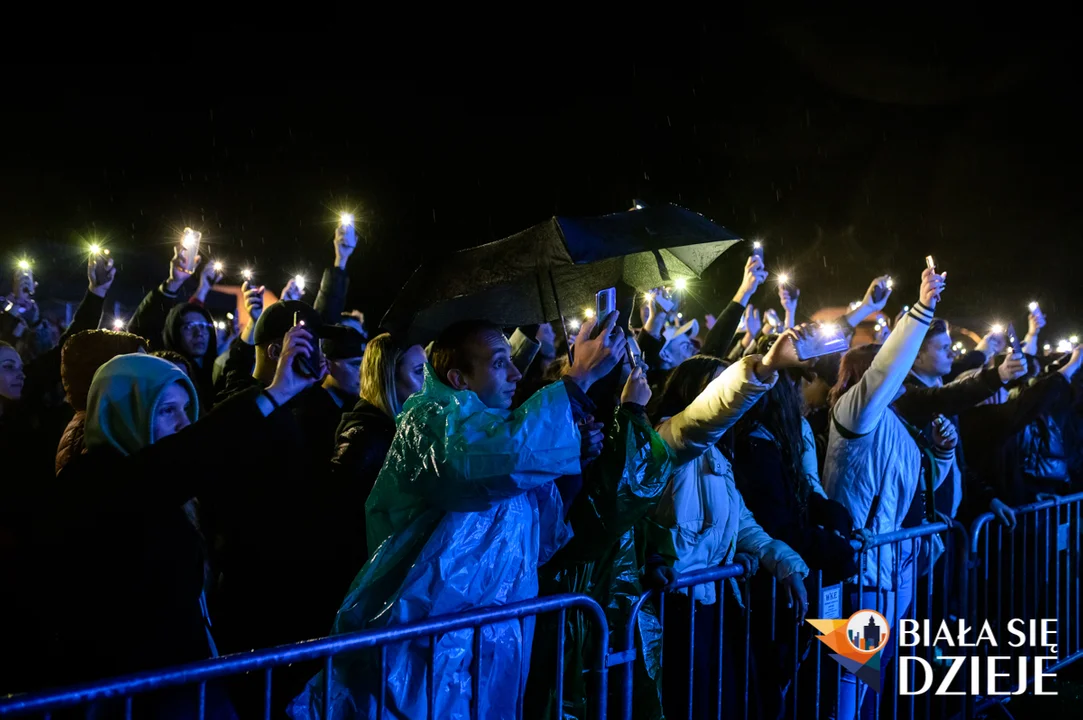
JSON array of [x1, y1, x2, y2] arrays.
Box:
[[290, 315, 626, 720]]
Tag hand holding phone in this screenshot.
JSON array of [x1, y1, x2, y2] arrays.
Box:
[[751, 240, 765, 261], [793, 322, 850, 361], [292, 312, 323, 379]]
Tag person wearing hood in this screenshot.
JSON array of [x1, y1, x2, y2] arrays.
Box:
[[290, 314, 624, 720], [40, 326, 317, 714], [162, 302, 218, 410]]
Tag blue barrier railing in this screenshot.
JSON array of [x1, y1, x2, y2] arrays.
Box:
[[0, 593, 610, 719], [968, 491, 1083, 718], [8, 496, 1083, 720]]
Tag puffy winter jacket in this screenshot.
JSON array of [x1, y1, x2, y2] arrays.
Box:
[[650, 356, 809, 605]]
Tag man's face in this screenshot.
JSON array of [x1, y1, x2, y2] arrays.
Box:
[[660, 335, 695, 370], [330, 356, 363, 397], [455, 330, 523, 410], [915, 331, 954, 379], [179, 311, 211, 358]]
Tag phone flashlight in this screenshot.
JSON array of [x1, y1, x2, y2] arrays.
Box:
[[991, 323, 1004, 335], [925, 256, 936, 270], [778, 273, 789, 286], [17, 259, 30, 271], [89, 243, 102, 255], [583, 308, 595, 319], [1028, 301, 1039, 313], [674, 278, 688, 291], [182, 229, 198, 250], [340, 212, 354, 227], [242, 268, 253, 282], [213, 261, 224, 273], [886, 277, 894, 289], [294, 275, 306, 293], [112, 318, 125, 330]]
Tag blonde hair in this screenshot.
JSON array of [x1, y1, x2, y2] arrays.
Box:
[[360, 333, 408, 419]]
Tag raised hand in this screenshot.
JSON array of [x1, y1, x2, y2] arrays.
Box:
[[565, 312, 627, 392], [998, 352, 1027, 384], [243, 282, 266, 322], [734, 255, 769, 304], [280, 278, 303, 302], [265, 325, 321, 405], [167, 246, 199, 294], [334, 224, 358, 269], [931, 414, 958, 451], [861, 275, 894, 313], [621, 365, 651, 406], [919, 267, 947, 309], [88, 253, 116, 298]]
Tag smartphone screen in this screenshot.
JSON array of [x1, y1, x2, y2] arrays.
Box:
[[292, 312, 321, 378], [751, 241, 764, 260]]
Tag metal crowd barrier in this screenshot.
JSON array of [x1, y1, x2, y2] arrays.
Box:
[[10, 498, 1081, 720], [606, 521, 966, 720], [0, 594, 610, 720], [967, 491, 1083, 718]]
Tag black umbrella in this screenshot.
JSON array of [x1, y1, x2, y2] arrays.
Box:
[[381, 203, 742, 344]]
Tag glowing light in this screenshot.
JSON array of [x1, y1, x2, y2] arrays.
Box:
[[644, 292, 654, 302], [294, 275, 306, 292], [991, 324, 1004, 335], [821, 323, 840, 337], [16, 259, 30, 271], [903, 305, 910, 313], [677, 313, 684, 320], [569, 319, 581, 331], [849, 300, 862, 310], [778, 273, 790, 285], [633, 203, 644, 210], [583, 308, 595, 319], [753, 241, 762, 249], [1058, 340, 1073, 353], [674, 278, 688, 291], [1072, 335, 1080, 345], [213, 261, 224, 273], [1028, 301, 1039, 313], [960, 349, 968, 355], [226, 312, 234, 320], [215, 321, 227, 331], [886, 277, 894, 289], [112, 318, 125, 330], [181, 228, 198, 250], [1043, 344, 1051, 351], [339, 212, 354, 227], [89, 243, 102, 255], [242, 268, 253, 281]]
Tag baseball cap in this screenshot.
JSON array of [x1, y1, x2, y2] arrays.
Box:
[[253, 301, 324, 346], [322, 327, 367, 360]]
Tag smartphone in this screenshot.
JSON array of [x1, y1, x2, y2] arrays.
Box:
[[871, 283, 888, 305], [1007, 323, 1022, 355], [925, 255, 936, 271], [653, 288, 677, 314], [292, 312, 322, 378], [795, 323, 850, 361], [751, 240, 764, 260], [596, 287, 616, 322], [17, 268, 34, 297], [625, 330, 642, 369], [90, 253, 112, 287]]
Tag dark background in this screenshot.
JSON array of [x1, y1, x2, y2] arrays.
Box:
[[2, 13, 1080, 341]]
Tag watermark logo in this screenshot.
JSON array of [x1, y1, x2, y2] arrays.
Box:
[[808, 610, 891, 693]]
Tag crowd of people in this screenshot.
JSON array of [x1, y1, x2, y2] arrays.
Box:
[[2, 220, 1081, 720]]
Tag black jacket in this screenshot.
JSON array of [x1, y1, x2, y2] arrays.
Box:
[[41, 389, 271, 687]]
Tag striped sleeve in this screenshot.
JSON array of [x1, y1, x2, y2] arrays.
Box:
[[908, 301, 934, 326]]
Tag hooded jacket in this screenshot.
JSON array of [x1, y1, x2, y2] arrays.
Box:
[[163, 303, 218, 410], [45, 356, 273, 690]]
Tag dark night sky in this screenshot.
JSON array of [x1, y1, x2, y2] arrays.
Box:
[[3, 13, 1080, 340]]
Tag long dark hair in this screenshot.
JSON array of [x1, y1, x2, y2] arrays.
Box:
[[652, 355, 727, 422], [733, 368, 811, 512]]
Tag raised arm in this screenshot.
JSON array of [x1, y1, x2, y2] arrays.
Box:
[[833, 268, 945, 436]]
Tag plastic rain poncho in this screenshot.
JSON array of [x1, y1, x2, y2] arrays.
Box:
[[289, 367, 583, 720], [527, 404, 673, 720]]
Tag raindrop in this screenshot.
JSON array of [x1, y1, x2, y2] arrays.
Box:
[[433, 208, 437, 223], [776, 189, 781, 202], [643, 172, 649, 180], [667, 116, 672, 127]]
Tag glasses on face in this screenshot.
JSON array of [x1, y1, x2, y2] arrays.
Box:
[[181, 321, 213, 335]]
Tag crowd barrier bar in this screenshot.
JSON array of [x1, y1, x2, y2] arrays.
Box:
[[0, 593, 610, 720], [967, 491, 1083, 718]]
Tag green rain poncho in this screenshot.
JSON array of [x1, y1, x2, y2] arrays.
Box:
[[528, 404, 674, 720], [290, 367, 583, 720]]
